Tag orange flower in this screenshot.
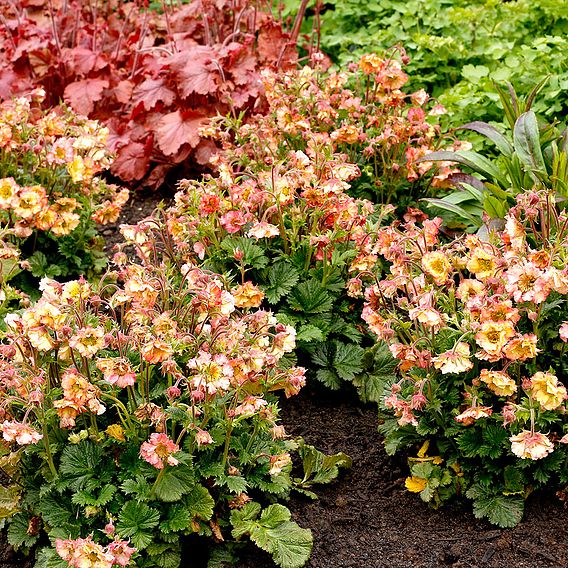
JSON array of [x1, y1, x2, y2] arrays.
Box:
[[141, 339, 173, 364], [233, 282, 265, 309], [466, 249, 498, 280], [529, 371, 567, 411]]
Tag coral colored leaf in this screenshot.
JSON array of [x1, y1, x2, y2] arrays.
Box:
[[113, 79, 135, 104], [154, 110, 206, 156], [63, 78, 109, 115], [132, 78, 176, 110], [0, 69, 18, 98], [169, 47, 220, 97], [110, 141, 151, 181]]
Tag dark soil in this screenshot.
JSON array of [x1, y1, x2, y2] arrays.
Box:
[[3, 191, 567, 568], [237, 387, 568, 568]]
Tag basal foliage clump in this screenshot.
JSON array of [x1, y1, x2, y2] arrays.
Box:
[[363, 191, 568, 527], [0, 91, 128, 311]]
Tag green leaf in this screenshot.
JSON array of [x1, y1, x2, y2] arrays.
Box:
[[117, 501, 161, 550], [332, 342, 364, 381], [161, 505, 192, 533], [38, 495, 73, 528], [288, 279, 334, 314], [459, 121, 513, 157], [295, 324, 325, 343], [153, 464, 195, 502], [467, 485, 524, 528], [185, 484, 215, 521], [264, 262, 300, 304], [71, 485, 116, 507], [315, 368, 341, 389], [217, 474, 248, 494], [59, 441, 103, 491], [513, 111, 546, 172], [221, 237, 268, 269], [297, 443, 352, 488], [7, 513, 38, 549], [231, 503, 312, 568]]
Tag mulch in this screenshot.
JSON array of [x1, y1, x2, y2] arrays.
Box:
[[3, 190, 567, 568]]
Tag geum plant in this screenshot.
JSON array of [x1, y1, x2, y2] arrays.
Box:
[[0, 0, 299, 187], [362, 190, 568, 527], [210, 50, 460, 207], [134, 139, 396, 395], [0, 242, 333, 567], [0, 91, 128, 308]]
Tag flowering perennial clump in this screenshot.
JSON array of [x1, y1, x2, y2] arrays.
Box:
[[0, 237, 314, 566], [207, 51, 460, 206], [0, 91, 128, 311], [362, 190, 568, 526]]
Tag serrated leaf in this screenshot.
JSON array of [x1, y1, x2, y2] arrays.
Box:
[[332, 342, 364, 381], [231, 503, 312, 568], [315, 368, 341, 389], [59, 441, 103, 491], [295, 324, 325, 343], [153, 464, 195, 502], [470, 489, 524, 528], [117, 501, 160, 550], [297, 443, 351, 488], [7, 513, 38, 549], [38, 495, 73, 528], [221, 237, 268, 270], [288, 279, 334, 314], [185, 484, 214, 521], [264, 262, 300, 304]]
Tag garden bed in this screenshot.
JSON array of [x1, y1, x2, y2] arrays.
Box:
[[3, 385, 566, 568], [234, 387, 568, 568]]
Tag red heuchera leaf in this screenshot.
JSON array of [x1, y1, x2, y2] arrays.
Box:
[[155, 110, 206, 156], [64, 78, 109, 115], [0, 69, 18, 98], [257, 21, 297, 69], [169, 47, 220, 98], [132, 78, 175, 110], [111, 140, 152, 182], [113, 80, 135, 104], [62, 47, 108, 76]]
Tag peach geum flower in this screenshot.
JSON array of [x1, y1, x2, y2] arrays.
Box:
[[432, 342, 473, 374], [529, 371, 567, 411], [479, 369, 517, 397], [510, 430, 554, 460], [140, 433, 179, 469]]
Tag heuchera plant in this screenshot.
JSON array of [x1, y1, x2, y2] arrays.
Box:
[[209, 51, 460, 207], [0, 90, 128, 308], [361, 191, 568, 527], [0, 0, 299, 187], [0, 235, 316, 567]]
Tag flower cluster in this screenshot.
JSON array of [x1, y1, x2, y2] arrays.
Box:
[[362, 190, 568, 521], [206, 51, 459, 206], [56, 536, 136, 568], [0, 240, 306, 564], [0, 92, 128, 311]]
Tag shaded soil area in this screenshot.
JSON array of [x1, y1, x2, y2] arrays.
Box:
[[238, 387, 568, 568]]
